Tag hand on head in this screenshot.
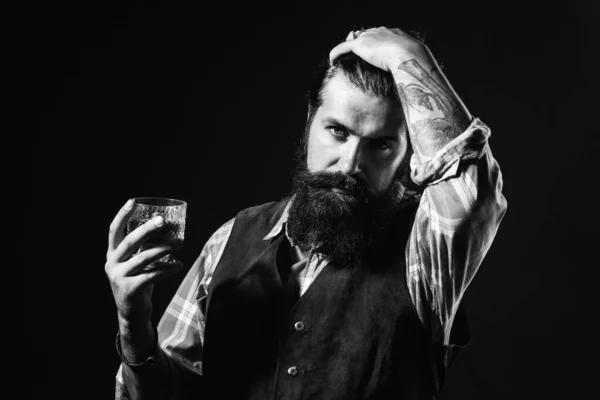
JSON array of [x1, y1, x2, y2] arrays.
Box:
[[329, 27, 430, 73]]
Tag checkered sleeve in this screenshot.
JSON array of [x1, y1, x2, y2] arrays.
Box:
[[114, 217, 235, 399], [406, 118, 507, 345]]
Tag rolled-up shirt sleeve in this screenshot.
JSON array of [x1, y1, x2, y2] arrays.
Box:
[[406, 118, 507, 346]]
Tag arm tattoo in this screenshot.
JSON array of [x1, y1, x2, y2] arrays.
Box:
[[395, 59, 470, 158]]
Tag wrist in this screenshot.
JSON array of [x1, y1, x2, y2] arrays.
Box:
[[117, 300, 153, 329], [118, 311, 152, 329], [386, 42, 433, 73], [116, 329, 157, 367], [118, 318, 156, 365]]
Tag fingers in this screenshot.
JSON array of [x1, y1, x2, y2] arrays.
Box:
[[121, 239, 183, 276], [108, 199, 135, 251], [112, 215, 166, 262], [329, 41, 355, 65], [330, 27, 377, 64], [332, 28, 368, 64], [131, 260, 184, 287]]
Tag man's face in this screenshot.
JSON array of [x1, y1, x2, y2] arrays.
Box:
[[286, 71, 410, 267], [306, 72, 409, 196]]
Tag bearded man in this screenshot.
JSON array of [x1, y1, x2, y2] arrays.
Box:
[[106, 27, 507, 400]]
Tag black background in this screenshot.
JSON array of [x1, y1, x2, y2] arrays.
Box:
[[31, 0, 599, 399]]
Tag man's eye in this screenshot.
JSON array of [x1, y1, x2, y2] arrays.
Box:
[[328, 127, 346, 138], [372, 140, 392, 151]]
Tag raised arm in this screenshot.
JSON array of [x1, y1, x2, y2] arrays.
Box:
[[330, 27, 507, 343], [330, 27, 471, 160]]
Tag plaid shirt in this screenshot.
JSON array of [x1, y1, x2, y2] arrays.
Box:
[[116, 117, 507, 399]]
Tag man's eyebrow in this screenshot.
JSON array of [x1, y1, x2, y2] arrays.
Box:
[[370, 134, 399, 142], [322, 117, 353, 132], [322, 117, 398, 142]]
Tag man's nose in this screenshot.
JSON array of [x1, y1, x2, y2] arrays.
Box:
[[338, 139, 363, 175]]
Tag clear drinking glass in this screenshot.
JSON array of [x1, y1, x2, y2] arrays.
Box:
[[126, 197, 187, 264]]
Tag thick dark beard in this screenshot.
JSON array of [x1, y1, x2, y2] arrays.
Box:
[[286, 164, 405, 269]]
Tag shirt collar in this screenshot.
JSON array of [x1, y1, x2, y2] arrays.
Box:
[[263, 198, 293, 241]]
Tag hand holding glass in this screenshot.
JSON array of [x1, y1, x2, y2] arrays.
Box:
[[126, 197, 187, 265]]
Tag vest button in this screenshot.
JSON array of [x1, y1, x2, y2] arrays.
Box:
[[294, 321, 306, 331], [287, 366, 300, 376]]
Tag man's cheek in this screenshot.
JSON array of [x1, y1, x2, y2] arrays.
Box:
[[307, 148, 327, 173], [373, 175, 393, 196]]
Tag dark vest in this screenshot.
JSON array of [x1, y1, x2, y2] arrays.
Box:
[[199, 200, 454, 400]]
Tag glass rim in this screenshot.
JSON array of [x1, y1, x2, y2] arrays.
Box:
[[130, 197, 187, 207]]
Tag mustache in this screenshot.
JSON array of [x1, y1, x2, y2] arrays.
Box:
[[296, 170, 369, 198]]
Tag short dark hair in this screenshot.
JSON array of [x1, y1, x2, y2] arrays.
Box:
[[305, 53, 400, 130]]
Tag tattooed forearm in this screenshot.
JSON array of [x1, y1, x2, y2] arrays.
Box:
[[393, 59, 471, 159]]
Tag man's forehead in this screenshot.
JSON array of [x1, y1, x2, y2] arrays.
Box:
[[318, 72, 404, 136]]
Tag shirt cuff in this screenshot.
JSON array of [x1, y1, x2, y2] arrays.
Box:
[[409, 118, 491, 186]]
